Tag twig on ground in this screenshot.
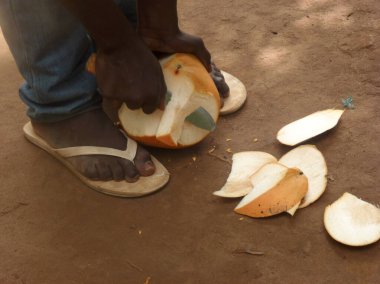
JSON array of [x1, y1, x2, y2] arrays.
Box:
[[126, 259, 143, 272], [207, 151, 232, 165], [0, 202, 29, 217], [233, 249, 265, 256], [327, 175, 335, 182]]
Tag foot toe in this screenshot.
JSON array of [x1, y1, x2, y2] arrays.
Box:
[[118, 158, 140, 182], [110, 159, 125, 181], [212, 73, 230, 98], [69, 156, 101, 180], [95, 159, 113, 181], [134, 146, 156, 177], [81, 160, 100, 180]]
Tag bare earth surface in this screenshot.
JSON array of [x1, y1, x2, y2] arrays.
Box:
[[1, 0, 379, 283]]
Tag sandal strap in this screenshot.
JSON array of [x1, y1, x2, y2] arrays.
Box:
[[55, 137, 138, 162]]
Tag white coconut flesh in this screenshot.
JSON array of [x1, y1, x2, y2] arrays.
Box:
[[235, 163, 308, 217], [287, 202, 300, 216], [277, 109, 345, 146], [155, 74, 215, 145], [119, 54, 219, 147], [279, 145, 327, 209], [213, 152, 277, 198], [324, 193, 380, 246]]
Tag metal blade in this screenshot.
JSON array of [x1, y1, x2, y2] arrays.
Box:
[[165, 92, 216, 131], [185, 107, 216, 131]]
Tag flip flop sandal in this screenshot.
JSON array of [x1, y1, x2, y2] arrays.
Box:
[[220, 71, 247, 115], [23, 122, 170, 197]]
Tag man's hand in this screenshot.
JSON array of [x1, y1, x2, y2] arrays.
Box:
[[60, 0, 166, 114], [95, 43, 166, 114], [139, 29, 211, 72]]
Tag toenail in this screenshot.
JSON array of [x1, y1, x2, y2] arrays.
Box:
[[145, 161, 154, 169]]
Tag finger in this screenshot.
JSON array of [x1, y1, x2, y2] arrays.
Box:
[[211, 62, 221, 73], [158, 79, 168, 106], [211, 73, 230, 98], [211, 64, 224, 79], [154, 73, 167, 109], [217, 81, 230, 98], [141, 84, 166, 114], [142, 104, 157, 114], [125, 100, 142, 110]]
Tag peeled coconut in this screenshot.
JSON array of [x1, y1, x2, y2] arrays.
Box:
[[277, 109, 345, 146], [87, 53, 220, 148], [324, 193, 380, 246], [120, 54, 221, 148], [235, 163, 308, 218], [213, 152, 277, 198], [279, 145, 327, 210]]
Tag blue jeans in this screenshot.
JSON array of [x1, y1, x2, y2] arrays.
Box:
[[0, 0, 137, 122]]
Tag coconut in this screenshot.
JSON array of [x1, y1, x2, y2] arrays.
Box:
[[87, 53, 220, 148], [213, 152, 277, 198], [324, 193, 380, 246], [119, 54, 220, 148], [277, 109, 345, 146], [235, 163, 308, 218], [279, 145, 327, 210]]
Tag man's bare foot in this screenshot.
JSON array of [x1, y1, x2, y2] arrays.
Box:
[[210, 62, 229, 98], [210, 62, 230, 105], [31, 109, 155, 182]]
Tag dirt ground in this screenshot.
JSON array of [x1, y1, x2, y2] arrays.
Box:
[[1, 0, 379, 283]]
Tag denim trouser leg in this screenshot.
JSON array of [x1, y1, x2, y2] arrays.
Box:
[[0, 0, 100, 122], [0, 0, 137, 123]]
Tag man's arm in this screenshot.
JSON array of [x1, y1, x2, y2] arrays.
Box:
[[137, 0, 179, 35], [137, 0, 212, 71], [60, 0, 133, 51]]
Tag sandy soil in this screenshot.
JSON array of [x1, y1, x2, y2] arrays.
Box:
[[1, 0, 379, 283]]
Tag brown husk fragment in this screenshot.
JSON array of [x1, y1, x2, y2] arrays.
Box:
[[235, 168, 308, 218]]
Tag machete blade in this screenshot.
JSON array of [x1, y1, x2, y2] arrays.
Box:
[[165, 91, 216, 131]]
